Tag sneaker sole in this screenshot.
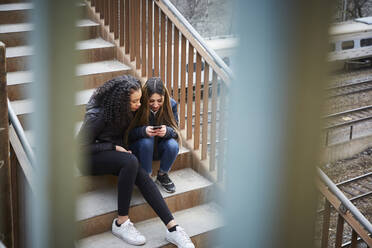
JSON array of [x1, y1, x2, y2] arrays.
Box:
[[166, 236, 194, 248], [155, 179, 176, 193], [112, 230, 146, 246]]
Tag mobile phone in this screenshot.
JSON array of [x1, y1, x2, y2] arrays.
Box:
[[152, 125, 162, 130]]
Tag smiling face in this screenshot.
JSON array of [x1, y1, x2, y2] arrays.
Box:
[[148, 93, 164, 112], [130, 89, 142, 111]]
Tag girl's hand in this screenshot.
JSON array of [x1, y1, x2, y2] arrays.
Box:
[[116, 145, 132, 153], [155, 125, 167, 137], [146, 126, 157, 137]]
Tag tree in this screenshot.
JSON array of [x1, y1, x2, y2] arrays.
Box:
[[341, 0, 370, 21]]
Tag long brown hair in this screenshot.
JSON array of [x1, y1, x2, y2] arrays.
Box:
[[128, 77, 180, 142]]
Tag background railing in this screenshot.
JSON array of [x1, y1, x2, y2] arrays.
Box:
[[88, 0, 231, 181], [317, 168, 372, 247]]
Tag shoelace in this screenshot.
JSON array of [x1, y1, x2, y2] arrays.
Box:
[[159, 174, 172, 184], [177, 228, 192, 243], [126, 221, 142, 235]]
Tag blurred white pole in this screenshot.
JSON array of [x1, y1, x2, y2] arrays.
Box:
[[30, 0, 78, 247], [223, 0, 332, 247]]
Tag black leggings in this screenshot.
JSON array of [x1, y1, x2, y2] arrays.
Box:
[[87, 150, 174, 225]]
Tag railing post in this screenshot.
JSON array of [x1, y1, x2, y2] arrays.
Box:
[[335, 214, 345, 248], [350, 230, 358, 248], [147, 0, 153, 77], [160, 11, 166, 80], [321, 201, 331, 248], [0, 42, 13, 248], [187, 43, 194, 140]]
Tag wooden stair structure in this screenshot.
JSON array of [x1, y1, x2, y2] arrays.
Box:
[[3, 1, 230, 247]]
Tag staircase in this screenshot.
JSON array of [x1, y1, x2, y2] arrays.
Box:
[[3, 1, 224, 247]]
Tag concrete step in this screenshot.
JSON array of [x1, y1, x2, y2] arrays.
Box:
[[6, 38, 115, 72], [7, 59, 131, 101], [77, 202, 223, 248], [0, 19, 99, 47], [76, 168, 216, 238], [0, 2, 88, 24], [0, 3, 32, 24], [77, 38, 115, 63]]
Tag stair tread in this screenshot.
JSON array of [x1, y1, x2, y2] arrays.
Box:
[[77, 202, 223, 248], [0, 3, 33, 12], [77, 38, 115, 50], [7, 70, 33, 86], [76, 168, 212, 221], [0, 19, 98, 34], [6, 38, 114, 58], [0, 22, 32, 33], [77, 60, 130, 76], [76, 19, 100, 28], [6, 45, 32, 58], [0, 2, 85, 11], [7, 60, 130, 88]]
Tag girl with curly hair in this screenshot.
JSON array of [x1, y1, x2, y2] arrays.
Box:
[[78, 75, 194, 247], [128, 77, 180, 193]]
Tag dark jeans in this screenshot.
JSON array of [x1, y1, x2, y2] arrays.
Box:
[[87, 150, 174, 225], [129, 137, 179, 174]]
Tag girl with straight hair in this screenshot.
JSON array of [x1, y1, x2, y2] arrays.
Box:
[[78, 75, 194, 248], [128, 77, 180, 193]]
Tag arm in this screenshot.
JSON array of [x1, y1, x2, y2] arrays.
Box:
[[128, 126, 148, 143], [77, 112, 115, 154], [164, 126, 178, 139]]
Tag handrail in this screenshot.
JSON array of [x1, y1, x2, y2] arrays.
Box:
[[317, 168, 372, 234], [155, 0, 234, 84], [7, 99, 35, 166]]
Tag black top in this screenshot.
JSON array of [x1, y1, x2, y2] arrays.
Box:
[[128, 98, 179, 144], [77, 95, 129, 154]]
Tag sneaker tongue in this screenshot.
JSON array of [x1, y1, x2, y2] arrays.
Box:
[[122, 219, 131, 226], [161, 174, 171, 183]]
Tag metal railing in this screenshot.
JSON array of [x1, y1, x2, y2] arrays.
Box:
[[8, 99, 35, 166], [89, 0, 231, 181], [317, 168, 372, 247]]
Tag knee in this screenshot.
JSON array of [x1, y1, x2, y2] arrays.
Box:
[[124, 154, 139, 175], [138, 138, 154, 153], [166, 139, 179, 155]]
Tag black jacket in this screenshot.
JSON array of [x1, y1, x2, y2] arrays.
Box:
[[128, 98, 179, 144], [77, 96, 128, 154]]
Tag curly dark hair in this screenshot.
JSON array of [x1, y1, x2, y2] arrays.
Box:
[[92, 75, 141, 128]]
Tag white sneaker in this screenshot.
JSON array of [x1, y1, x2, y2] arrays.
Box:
[[112, 218, 146, 245], [165, 226, 195, 248]]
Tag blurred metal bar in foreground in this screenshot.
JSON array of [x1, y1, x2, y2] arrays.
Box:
[[223, 0, 331, 247], [30, 0, 78, 247]]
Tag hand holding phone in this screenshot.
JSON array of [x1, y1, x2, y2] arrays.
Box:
[[153, 125, 166, 137]]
